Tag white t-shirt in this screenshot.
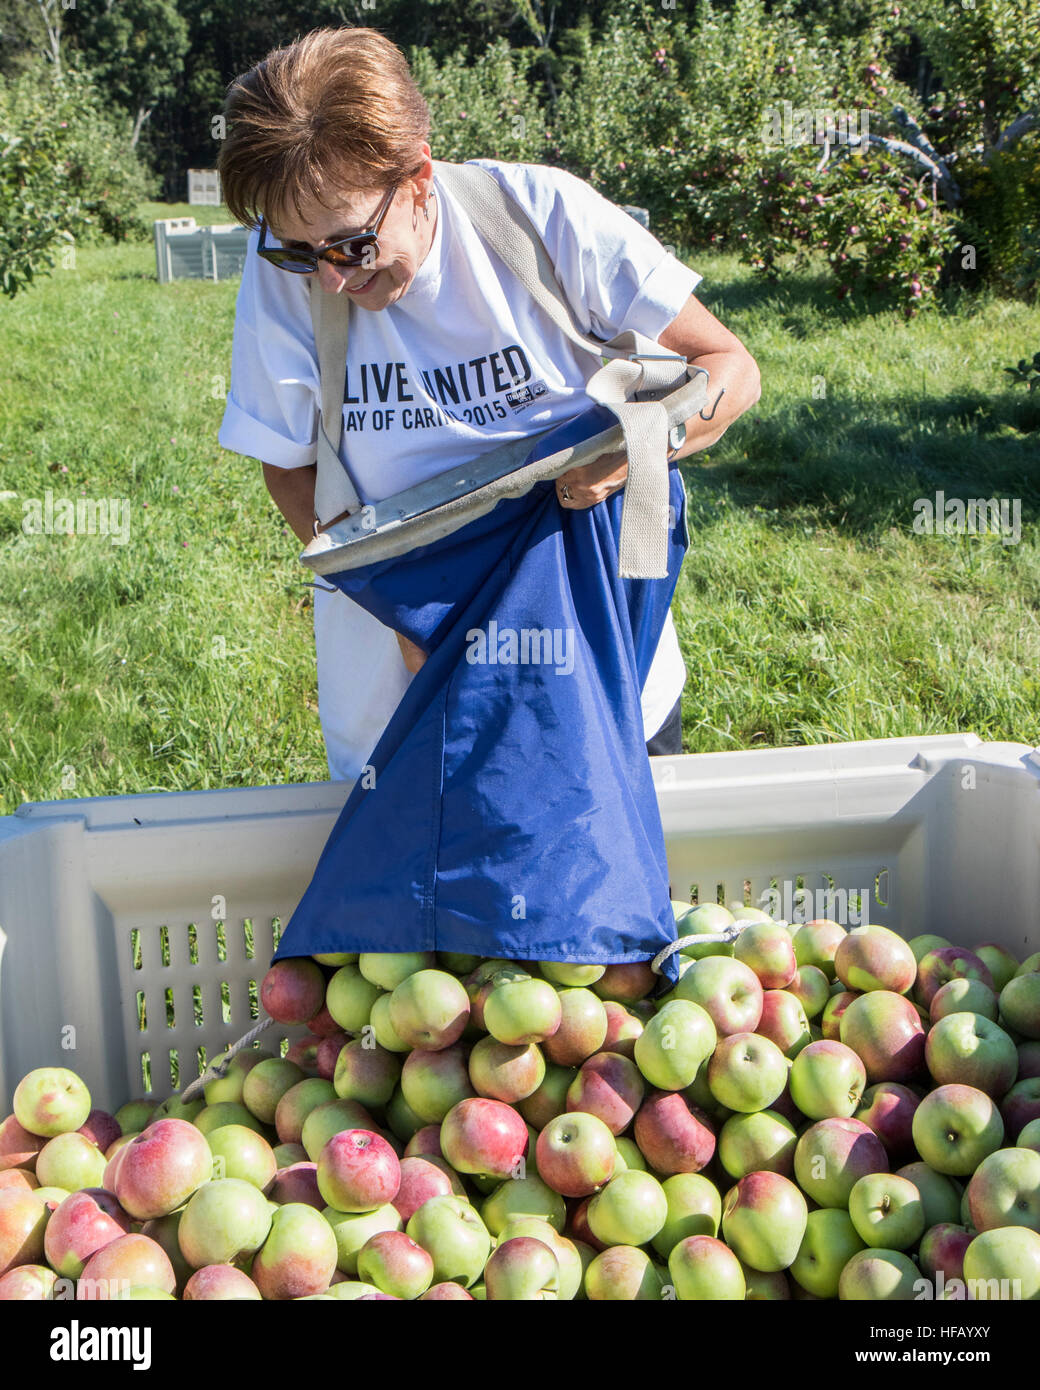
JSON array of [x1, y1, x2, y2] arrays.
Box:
[[219, 159, 701, 776]]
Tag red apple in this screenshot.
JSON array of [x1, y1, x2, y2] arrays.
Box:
[[854, 1083, 921, 1162], [543, 989, 608, 1066], [599, 1002, 644, 1060], [183, 1264, 263, 1300], [834, 925, 916, 995], [821, 989, 859, 1041], [633, 1090, 716, 1175], [756, 990, 812, 1057], [260, 958, 326, 1025], [793, 1117, 889, 1208], [317, 1130, 400, 1213], [113, 1119, 213, 1221], [77, 1111, 121, 1154], [734, 921, 797, 989], [916, 948, 995, 1010], [1001, 1077, 1040, 1141], [77, 1233, 175, 1300], [266, 1162, 324, 1210], [839, 990, 926, 1083], [43, 1189, 132, 1279], [439, 1098, 527, 1181], [536, 1112, 616, 1197], [0, 1116, 46, 1172], [566, 1052, 645, 1135], [919, 1222, 973, 1284], [591, 963, 656, 1003], [0, 1189, 48, 1277], [468, 1037, 545, 1103], [392, 1156, 460, 1222]]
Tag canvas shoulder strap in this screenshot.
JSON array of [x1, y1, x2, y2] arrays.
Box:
[[308, 160, 689, 577]]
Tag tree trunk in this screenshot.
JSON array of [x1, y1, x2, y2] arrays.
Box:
[[131, 106, 153, 149]]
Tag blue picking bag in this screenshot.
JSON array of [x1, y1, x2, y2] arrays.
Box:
[[273, 461, 688, 983]]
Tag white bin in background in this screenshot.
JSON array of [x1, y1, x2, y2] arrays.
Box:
[[1, 733, 1037, 1113]]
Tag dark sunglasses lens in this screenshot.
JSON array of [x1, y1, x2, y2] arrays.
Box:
[[323, 235, 376, 267], [263, 249, 316, 272]]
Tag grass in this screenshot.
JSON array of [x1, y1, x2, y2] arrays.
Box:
[[0, 213, 1038, 816]]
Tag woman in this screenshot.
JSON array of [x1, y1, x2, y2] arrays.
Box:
[[216, 26, 760, 783]]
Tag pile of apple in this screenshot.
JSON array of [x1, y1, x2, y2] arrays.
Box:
[[2, 907, 1040, 1301]]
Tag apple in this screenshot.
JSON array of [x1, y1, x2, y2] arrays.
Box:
[[755, 990, 812, 1057], [177, 1178, 272, 1268], [0, 1189, 48, 1278], [77, 1233, 176, 1300], [599, 1002, 644, 1060], [1018, 1042, 1040, 1080], [406, 1195, 491, 1288], [481, 1172, 566, 1235], [483, 977, 562, 1046], [440, 1097, 527, 1180], [585, 1245, 663, 1300], [542, 989, 608, 1066], [42, 1189, 131, 1279], [708, 1032, 787, 1113], [790, 1209, 865, 1299], [925, 1011, 1018, 1096], [241, 1059, 306, 1125], [792, 920, 847, 980], [672, 957, 764, 1035], [912, 1083, 1004, 1175], [260, 958, 326, 1025], [0, 1116, 46, 1171], [356, 1229, 435, 1299], [317, 1130, 400, 1213], [398, 1044, 474, 1124], [299, 1099, 373, 1161], [358, 951, 436, 992], [518, 1062, 576, 1130], [324, 1204, 402, 1274], [847, 1172, 925, 1250], [0, 1170, 37, 1195], [668, 1235, 745, 1300], [793, 1117, 889, 1208], [324, 964, 383, 1035], [369, 995, 410, 1054], [838, 1247, 919, 1300], [273, 1078, 337, 1146], [468, 1037, 545, 1103], [855, 1083, 920, 1162], [907, 934, 951, 963], [567, 1052, 645, 1134], [919, 1222, 973, 1284], [587, 1170, 668, 1248], [592, 963, 658, 1002], [539, 961, 605, 987], [613, 1137, 645, 1173], [839, 990, 926, 1083], [76, 1111, 121, 1154], [332, 1040, 401, 1110], [1017, 953, 1040, 977], [536, 1112, 616, 1197], [182, 1264, 263, 1300], [463, 961, 526, 1031], [789, 1040, 866, 1120], [384, 1088, 423, 1143], [930, 977, 1000, 1023], [250, 1202, 338, 1300], [916, 948, 995, 1010], [113, 1099, 155, 1134], [113, 1119, 213, 1221], [834, 925, 916, 995], [821, 989, 859, 1041], [1002, 1078, 1040, 1142], [420, 1281, 475, 1300], [34, 1133, 106, 1192], [717, 1109, 798, 1180], [205, 1124, 277, 1190], [266, 1163, 324, 1210], [0, 1264, 60, 1300], [12, 1068, 91, 1138], [633, 1090, 716, 1175], [733, 921, 797, 989], [721, 1171, 807, 1272], [650, 1173, 722, 1257], [194, 1102, 267, 1138], [497, 1216, 584, 1300], [785, 966, 831, 1020], [484, 1235, 559, 1300], [634, 999, 716, 1091], [742, 1265, 791, 1300], [895, 1162, 963, 1228], [967, 1146, 1040, 1231], [1017, 1119, 1040, 1153], [963, 1226, 1040, 1300], [1000, 974, 1040, 1039]]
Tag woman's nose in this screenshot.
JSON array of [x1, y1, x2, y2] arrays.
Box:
[[315, 258, 349, 294]]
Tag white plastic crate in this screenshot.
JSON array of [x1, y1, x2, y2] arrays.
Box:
[[1, 733, 1037, 1115], [153, 218, 250, 284]]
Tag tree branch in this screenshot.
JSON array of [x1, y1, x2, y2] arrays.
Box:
[[991, 111, 1040, 156]]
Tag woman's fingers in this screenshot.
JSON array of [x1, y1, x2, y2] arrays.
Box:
[[556, 450, 629, 509], [396, 631, 428, 674]]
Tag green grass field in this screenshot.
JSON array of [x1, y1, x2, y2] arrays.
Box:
[[1, 207, 1037, 815]]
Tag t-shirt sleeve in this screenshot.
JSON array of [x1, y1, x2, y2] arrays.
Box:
[[217, 227, 322, 469], [467, 159, 702, 345]]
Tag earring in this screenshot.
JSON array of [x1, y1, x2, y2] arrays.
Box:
[[423, 201, 430, 221]]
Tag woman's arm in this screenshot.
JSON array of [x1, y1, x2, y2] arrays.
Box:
[[262, 462, 427, 673], [555, 296, 762, 508]]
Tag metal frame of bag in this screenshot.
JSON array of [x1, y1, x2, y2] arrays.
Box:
[[300, 159, 710, 581]]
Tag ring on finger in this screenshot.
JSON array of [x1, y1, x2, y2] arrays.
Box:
[[560, 483, 573, 502]]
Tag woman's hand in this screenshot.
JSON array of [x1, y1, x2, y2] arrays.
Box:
[[555, 448, 629, 510], [396, 631, 428, 674]]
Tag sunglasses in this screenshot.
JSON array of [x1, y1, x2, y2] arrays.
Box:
[[257, 183, 399, 273]]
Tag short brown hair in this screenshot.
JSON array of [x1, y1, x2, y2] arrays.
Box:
[[218, 26, 430, 230]]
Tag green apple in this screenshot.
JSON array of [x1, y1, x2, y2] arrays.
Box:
[[483, 977, 562, 1046], [585, 1245, 663, 1300], [359, 952, 436, 991], [539, 961, 605, 987], [718, 1109, 798, 1180], [675, 904, 736, 960], [668, 1235, 745, 1300], [790, 1208, 866, 1298], [966, 1146, 1040, 1231], [789, 1039, 866, 1120], [240, 1059, 306, 1126], [586, 1170, 668, 1248], [325, 965, 383, 1035], [34, 1134, 106, 1192], [911, 1084, 1004, 1176], [707, 1032, 787, 1113], [518, 1062, 576, 1130], [633, 999, 716, 1091], [651, 1173, 722, 1258], [671, 957, 763, 1035], [614, 1137, 647, 1173], [250, 1202, 338, 1300], [496, 1217, 584, 1300], [1000, 973, 1040, 1040], [925, 1012, 1018, 1096], [484, 1234, 559, 1300], [177, 1178, 273, 1268], [324, 1203, 402, 1274], [929, 977, 1000, 1023], [838, 1247, 920, 1300], [720, 1171, 807, 1272], [1018, 1119, 1040, 1152], [356, 1229, 435, 1299], [13, 1068, 92, 1138], [405, 1195, 490, 1288], [480, 1172, 565, 1235], [389, 970, 470, 1050], [896, 1162, 963, 1228], [786, 966, 831, 1019], [834, 925, 916, 996], [369, 993, 411, 1053], [206, 1125, 278, 1189], [847, 1172, 925, 1250], [792, 920, 847, 981], [907, 934, 951, 964], [963, 1226, 1040, 1300]]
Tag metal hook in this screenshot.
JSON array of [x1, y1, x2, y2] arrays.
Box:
[[298, 579, 340, 594], [700, 386, 727, 422]]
